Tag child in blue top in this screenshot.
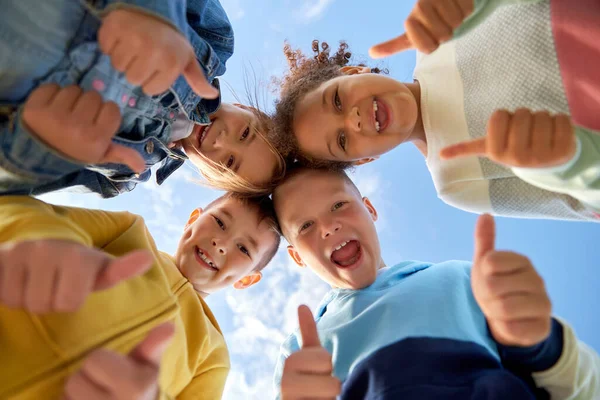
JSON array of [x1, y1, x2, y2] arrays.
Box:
[[272, 167, 600, 399], [0, 0, 284, 198]]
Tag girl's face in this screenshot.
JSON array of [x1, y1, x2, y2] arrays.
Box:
[[181, 103, 279, 186], [293, 73, 419, 163]]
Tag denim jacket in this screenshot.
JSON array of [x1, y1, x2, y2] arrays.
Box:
[[0, 0, 234, 198]]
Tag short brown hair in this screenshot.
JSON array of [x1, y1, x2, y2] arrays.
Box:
[[205, 193, 281, 272], [271, 40, 385, 171]]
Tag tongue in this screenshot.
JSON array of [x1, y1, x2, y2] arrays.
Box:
[[375, 104, 388, 129], [331, 241, 360, 265]]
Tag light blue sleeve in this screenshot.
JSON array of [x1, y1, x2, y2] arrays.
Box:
[[512, 128, 600, 211], [273, 334, 301, 400]]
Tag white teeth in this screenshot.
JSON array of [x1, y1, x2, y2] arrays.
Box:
[[375, 121, 380, 132], [373, 100, 378, 112], [373, 101, 381, 132], [197, 249, 217, 269], [200, 122, 212, 144], [334, 240, 350, 251]]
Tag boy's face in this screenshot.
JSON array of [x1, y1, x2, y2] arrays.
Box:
[[180, 103, 279, 186], [293, 73, 418, 164], [175, 197, 276, 295], [275, 170, 382, 290]]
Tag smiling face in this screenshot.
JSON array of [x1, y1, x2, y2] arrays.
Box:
[[293, 73, 419, 163], [274, 169, 382, 289], [174, 196, 278, 295], [180, 103, 280, 187]]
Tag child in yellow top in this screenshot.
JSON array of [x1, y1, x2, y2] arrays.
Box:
[[0, 193, 281, 399]]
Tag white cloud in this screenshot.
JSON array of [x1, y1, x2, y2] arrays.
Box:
[[219, 0, 246, 20], [297, 0, 335, 22]]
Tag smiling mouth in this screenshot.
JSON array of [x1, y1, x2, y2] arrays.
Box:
[[372, 98, 390, 133], [194, 246, 219, 272], [330, 240, 362, 269]]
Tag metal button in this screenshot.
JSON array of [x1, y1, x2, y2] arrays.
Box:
[[134, 173, 140, 178], [145, 141, 154, 154]]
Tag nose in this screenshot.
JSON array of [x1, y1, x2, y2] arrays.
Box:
[[321, 220, 342, 239], [212, 238, 226, 255], [212, 129, 228, 150], [344, 106, 361, 134]]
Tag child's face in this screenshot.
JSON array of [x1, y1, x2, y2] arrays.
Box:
[[180, 103, 279, 186], [175, 197, 276, 294], [293, 73, 418, 163], [275, 170, 382, 290]]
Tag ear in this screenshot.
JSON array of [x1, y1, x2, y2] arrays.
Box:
[[185, 208, 203, 229], [232, 103, 254, 112], [353, 156, 379, 166], [340, 66, 372, 76], [287, 245, 306, 268], [362, 197, 378, 222], [233, 271, 262, 289]]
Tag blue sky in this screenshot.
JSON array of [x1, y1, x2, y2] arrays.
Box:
[[40, 0, 600, 398]]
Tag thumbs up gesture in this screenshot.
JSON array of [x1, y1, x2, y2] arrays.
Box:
[[0, 239, 153, 314], [369, 0, 474, 57], [471, 215, 552, 347], [281, 305, 341, 400], [62, 322, 175, 400]]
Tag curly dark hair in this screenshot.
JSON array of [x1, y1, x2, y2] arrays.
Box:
[[271, 40, 384, 171]]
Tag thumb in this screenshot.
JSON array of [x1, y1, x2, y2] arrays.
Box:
[[439, 137, 487, 160], [298, 305, 321, 348], [369, 34, 413, 59], [473, 214, 495, 264], [129, 322, 176, 367], [101, 143, 147, 174], [182, 57, 219, 99], [93, 250, 154, 291]]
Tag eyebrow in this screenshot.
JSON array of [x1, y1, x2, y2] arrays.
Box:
[[221, 209, 233, 220], [247, 235, 258, 254]]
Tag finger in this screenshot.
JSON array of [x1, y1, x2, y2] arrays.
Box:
[[284, 348, 334, 375], [125, 57, 156, 88], [100, 143, 146, 172], [369, 34, 413, 59], [457, 0, 475, 17], [25, 84, 61, 108], [182, 58, 219, 99], [473, 214, 495, 264], [281, 373, 341, 398], [109, 41, 136, 73], [53, 86, 84, 113], [1, 261, 27, 308], [53, 251, 97, 312], [486, 293, 551, 321], [480, 251, 532, 277], [129, 322, 176, 366], [531, 111, 553, 154], [80, 348, 139, 393], [493, 318, 552, 347], [439, 137, 486, 160], [486, 110, 511, 160], [553, 114, 576, 156], [24, 261, 58, 314], [298, 305, 321, 348], [72, 91, 104, 124], [477, 267, 545, 301], [95, 101, 122, 132], [93, 250, 153, 291], [64, 370, 110, 400], [405, 18, 439, 54], [436, 0, 466, 28], [507, 108, 533, 165], [414, 2, 453, 43], [97, 22, 118, 55], [141, 69, 175, 97]]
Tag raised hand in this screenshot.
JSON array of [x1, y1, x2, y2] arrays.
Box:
[[471, 214, 552, 347], [98, 8, 219, 98], [22, 84, 146, 173], [440, 109, 577, 169], [62, 322, 175, 400], [370, 0, 474, 57], [281, 305, 341, 400], [0, 239, 153, 313]]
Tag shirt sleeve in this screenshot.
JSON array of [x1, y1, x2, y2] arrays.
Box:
[[176, 367, 229, 400], [0, 195, 137, 249], [512, 128, 600, 211], [0, 108, 84, 194], [532, 318, 600, 400]]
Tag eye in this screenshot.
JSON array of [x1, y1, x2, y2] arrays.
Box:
[[299, 221, 313, 233], [226, 155, 235, 169], [332, 201, 347, 211], [338, 132, 347, 151], [238, 244, 250, 257], [240, 127, 250, 141], [213, 216, 225, 230], [334, 88, 342, 111]]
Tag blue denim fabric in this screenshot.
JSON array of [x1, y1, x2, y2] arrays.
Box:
[[0, 0, 233, 198]]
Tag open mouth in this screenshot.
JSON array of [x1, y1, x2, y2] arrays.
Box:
[[372, 98, 390, 133], [194, 246, 219, 272], [330, 240, 362, 269]]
